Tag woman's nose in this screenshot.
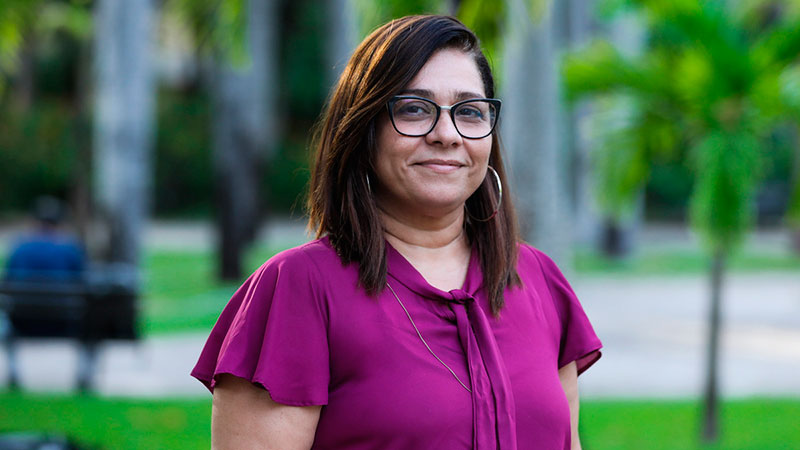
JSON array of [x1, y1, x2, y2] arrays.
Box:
[[425, 110, 463, 147]]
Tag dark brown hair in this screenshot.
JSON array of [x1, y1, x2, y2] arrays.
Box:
[[307, 15, 520, 314]]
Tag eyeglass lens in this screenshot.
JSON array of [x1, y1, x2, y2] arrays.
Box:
[[390, 98, 497, 138]]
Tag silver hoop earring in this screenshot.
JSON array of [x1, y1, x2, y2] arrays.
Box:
[[465, 165, 503, 223], [366, 173, 372, 193]]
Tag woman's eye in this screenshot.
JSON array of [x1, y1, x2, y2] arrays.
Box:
[[395, 101, 433, 117], [456, 105, 485, 120]]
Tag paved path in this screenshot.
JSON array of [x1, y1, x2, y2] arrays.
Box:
[[575, 273, 800, 398], [1, 221, 798, 398]]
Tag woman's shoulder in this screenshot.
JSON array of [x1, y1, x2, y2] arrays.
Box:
[[515, 241, 559, 275], [260, 236, 339, 271], [251, 236, 354, 288]]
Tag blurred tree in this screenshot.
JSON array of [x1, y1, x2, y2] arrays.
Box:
[[325, 0, 358, 87], [166, 0, 279, 280], [0, 1, 93, 235], [93, 0, 157, 268], [209, 0, 278, 280], [502, 0, 572, 265], [0, 0, 37, 100], [354, 0, 445, 35], [564, 0, 800, 442]]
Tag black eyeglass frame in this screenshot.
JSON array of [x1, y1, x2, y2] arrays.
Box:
[[386, 95, 502, 140]]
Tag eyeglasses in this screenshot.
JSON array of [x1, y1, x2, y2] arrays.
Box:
[[386, 95, 501, 139]]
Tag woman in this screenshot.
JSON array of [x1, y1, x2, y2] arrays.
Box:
[[193, 15, 602, 449]]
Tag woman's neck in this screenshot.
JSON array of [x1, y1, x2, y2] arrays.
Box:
[[379, 205, 466, 250], [379, 206, 471, 291]]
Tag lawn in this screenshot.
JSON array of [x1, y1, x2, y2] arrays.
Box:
[[1, 393, 797, 449]]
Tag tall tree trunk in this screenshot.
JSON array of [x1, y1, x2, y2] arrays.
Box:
[[788, 125, 800, 253], [502, 0, 570, 265], [93, 0, 156, 268], [211, 0, 279, 281], [325, 0, 358, 88], [14, 30, 35, 111], [701, 249, 725, 443], [73, 36, 94, 250], [554, 0, 598, 247]]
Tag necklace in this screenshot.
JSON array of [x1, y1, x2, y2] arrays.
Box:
[[386, 282, 472, 393]]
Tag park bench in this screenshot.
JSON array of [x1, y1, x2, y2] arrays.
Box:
[[0, 265, 138, 392]]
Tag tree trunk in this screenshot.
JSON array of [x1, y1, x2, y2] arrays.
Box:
[[554, 0, 599, 247], [211, 0, 279, 281], [73, 36, 94, 251], [788, 125, 800, 254], [93, 0, 156, 268], [502, 0, 570, 265], [701, 249, 726, 443], [325, 0, 358, 88]]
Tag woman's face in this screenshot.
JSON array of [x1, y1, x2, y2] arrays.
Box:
[[373, 48, 492, 221]]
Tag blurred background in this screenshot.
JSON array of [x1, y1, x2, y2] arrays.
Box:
[[0, 0, 798, 448]]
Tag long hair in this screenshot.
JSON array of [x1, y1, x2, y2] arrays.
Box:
[[307, 15, 520, 314]]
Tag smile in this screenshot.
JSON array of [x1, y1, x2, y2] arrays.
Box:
[[414, 159, 465, 173]]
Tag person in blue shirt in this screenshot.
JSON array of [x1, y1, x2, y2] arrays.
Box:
[[5, 196, 85, 282]]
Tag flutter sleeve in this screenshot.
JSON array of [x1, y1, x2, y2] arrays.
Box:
[[533, 248, 602, 375], [191, 246, 330, 406]]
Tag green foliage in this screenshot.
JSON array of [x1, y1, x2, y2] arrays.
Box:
[[264, 138, 312, 214], [457, 0, 505, 69], [0, 0, 35, 97], [690, 130, 761, 251], [0, 101, 83, 211], [35, 1, 93, 40], [164, 0, 248, 66], [354, 0, 445, 37], [280, 0, 328, 121], [564, 0, 800, 253], [154, 88, 214, 217], [0, 0, 91, 99]]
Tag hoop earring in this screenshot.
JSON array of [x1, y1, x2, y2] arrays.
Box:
[[366, 173, 372, 193], [465, 165, 503, 223]]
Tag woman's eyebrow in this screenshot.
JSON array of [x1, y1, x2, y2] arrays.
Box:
[[397, 88, 485, 101]]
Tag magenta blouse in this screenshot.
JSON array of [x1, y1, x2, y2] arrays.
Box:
[[192, 237, 602, 449]]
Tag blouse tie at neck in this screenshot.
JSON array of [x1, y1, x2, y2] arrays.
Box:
[[443, 289, 517, 450]]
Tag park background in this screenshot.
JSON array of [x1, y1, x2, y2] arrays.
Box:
[[1, 0, 799, 448]]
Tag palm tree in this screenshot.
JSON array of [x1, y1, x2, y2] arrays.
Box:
[[93, 0, 157, 267], [501, 0, 572, 264], [563, 0, 800, 442]]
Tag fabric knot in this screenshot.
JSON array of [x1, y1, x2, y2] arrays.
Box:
[[447, 289, 475, 305]]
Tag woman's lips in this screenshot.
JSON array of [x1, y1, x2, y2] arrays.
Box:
[[415, 160, 464, 173]]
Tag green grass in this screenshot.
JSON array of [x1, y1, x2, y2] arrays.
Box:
[[1, 393, 797, 449], [0, 391, 211, 449], [574, 247, 800, 276], [581, 398, 800, 449]]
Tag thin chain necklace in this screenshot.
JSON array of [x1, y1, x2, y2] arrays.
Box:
[[386, 282, 472, 393]]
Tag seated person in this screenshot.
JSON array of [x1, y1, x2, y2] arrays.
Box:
[[5, 196, 85, 283], [3, 197, 86, 340]]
